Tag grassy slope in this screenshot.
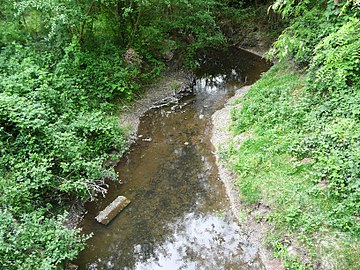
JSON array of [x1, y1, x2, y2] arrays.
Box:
[[223, 62, 359, 269]]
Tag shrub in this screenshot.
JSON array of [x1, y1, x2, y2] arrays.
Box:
[[0, 42, 128, 268]]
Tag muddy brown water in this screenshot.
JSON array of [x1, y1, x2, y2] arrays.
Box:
[[74, 47, 270, 270]]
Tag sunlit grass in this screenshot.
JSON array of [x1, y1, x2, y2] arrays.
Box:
[[223, 62, 360, 269]]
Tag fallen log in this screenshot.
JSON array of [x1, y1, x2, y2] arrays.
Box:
[[95, 196, 131, 225]]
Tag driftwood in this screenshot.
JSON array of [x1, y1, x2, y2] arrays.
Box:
[[95, 196, 131, 225]]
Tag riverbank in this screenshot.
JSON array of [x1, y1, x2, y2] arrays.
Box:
[[211, 85, 284, 270], [215, 62, 360, 269], [119, 70, 194, 142]]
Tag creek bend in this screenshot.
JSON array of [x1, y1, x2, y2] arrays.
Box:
[[75, 47, 270, 270]]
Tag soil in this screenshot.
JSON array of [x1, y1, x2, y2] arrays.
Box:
[[119, 70, 194, 142]]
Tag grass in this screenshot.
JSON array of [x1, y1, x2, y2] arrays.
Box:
[[222, 62, 360, 269]]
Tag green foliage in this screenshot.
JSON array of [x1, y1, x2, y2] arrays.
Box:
[[293, 18, 360, 201], [0, 1, 24, 46], [307, 18, 360, 95], [228, 59, 359, 268], [0, 209, 89, 270], [0, 0, 235, 268], [0, 41, 130, 267], [268, 0, 360, 64], [128, 0, 226, 66], [226, 2, 360, 268], [287, 19, 360, 238], [57, 39, 141, 103]]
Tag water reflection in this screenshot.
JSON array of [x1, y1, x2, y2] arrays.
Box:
[[83, 211, 263, 270], [130, 212, 261, 270]]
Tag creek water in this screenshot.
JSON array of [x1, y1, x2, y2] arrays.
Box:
[[75, 47, 270, 270]]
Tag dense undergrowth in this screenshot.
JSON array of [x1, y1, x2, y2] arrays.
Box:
[[0, 0, 241, 268], [226, 1, 359, 269], [0, 40, 132, 269]]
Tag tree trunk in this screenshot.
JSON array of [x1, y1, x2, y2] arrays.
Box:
[[78, 0, 96, 43]]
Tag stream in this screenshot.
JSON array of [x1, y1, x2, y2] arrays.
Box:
[[74, 47, 270, 270]]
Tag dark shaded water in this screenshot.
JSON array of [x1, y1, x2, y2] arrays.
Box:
[[75, 47, 270, 270]]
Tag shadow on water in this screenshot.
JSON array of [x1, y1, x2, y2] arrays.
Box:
[[74, 47, 271, 270]]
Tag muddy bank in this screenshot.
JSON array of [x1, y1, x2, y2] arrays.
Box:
[[119, 70, 194, 142], [211, 85, 284, 270]]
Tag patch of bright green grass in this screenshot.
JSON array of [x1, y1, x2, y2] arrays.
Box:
[[223, 62, 360, 269]]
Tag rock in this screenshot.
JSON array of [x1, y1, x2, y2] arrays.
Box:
[[184, 142, 189, 145], [95, 196, 131, 225], [142, 137, 152, 142]]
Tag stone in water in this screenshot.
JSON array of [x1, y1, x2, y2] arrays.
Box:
[[95, 196, 131, 225]]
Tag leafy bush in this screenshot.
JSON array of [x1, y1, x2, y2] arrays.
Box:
[[268, 0, 359, 64], [289, 19, 360, 232], [0, 41, 130, 267], [0, 209, 89, 270], [307, 18, 360, 95]]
